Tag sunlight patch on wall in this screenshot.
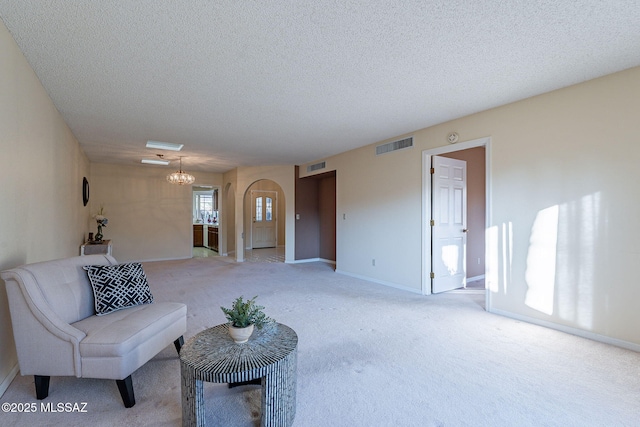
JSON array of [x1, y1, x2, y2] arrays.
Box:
[[486, 222, 512, 294], [487, 226, 499, 293], [555, 192, 601, 329], [525, 205, 559, 315], [503, 222, 513, 294]]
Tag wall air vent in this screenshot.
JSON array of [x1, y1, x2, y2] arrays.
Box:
[[376, 137, 413, 155], [307, 161, 326, 172]]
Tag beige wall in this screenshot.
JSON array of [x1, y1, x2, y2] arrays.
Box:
[[479, 68, 640, 346], [301, 66, 640, 348], [0, 21, 91, 394], [89, 163, 223, 262]]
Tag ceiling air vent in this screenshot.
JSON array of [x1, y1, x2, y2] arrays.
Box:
[[307, 161, 326, 172], [376, 137, 413, 155]]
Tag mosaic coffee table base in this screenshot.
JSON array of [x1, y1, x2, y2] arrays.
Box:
[[180, 323, 298, 427]]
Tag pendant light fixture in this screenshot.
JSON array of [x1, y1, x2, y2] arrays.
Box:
[[166, 157, 195, 185]]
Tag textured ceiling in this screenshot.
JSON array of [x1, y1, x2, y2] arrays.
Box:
[[1, 1, 640, 173]]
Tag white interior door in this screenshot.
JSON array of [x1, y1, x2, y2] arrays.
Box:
[[432, 156, 467, 293], [251, 191, 277, 248]]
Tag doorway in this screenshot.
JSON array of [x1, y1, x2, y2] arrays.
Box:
[[294, 169, 337, 264], [423, 137, 490, 304], [192, 185, 221, 258]]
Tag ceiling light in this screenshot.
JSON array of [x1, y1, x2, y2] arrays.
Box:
[[142, 153, 170, 165], [166, 157, 195, 185], [146, 140, 184, 151], [141, 158, 170, 165]]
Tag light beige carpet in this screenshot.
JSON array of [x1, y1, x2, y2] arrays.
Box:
[[2, 257, 639, 426]]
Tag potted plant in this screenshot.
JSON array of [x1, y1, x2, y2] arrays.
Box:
[[220, 296, 272, 343]]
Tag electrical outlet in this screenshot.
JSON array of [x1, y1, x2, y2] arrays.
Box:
[[372, 259, 375, 266], [477, 258, 481, 265], [343, 213, 346, 220]]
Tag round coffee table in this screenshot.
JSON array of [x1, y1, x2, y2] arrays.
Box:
[[180, 322, 298, 427]]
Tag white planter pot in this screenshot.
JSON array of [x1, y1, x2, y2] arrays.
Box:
[[228, 324, 255, 343]]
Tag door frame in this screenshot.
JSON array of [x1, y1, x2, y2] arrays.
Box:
[[191, 184, 222, 257], [421, 137, 491, 309]]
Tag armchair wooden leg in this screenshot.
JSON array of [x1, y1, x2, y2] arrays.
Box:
[[34, 375, 50, 400], [174, 335, 184, 354], [116, 375, 135, 408]]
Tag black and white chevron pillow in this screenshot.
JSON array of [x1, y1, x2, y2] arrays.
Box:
[[84, 262, 154, 316]]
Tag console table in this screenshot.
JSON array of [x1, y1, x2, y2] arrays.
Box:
[[180, 322, 298, 427]]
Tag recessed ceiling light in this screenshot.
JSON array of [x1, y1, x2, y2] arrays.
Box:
[[146, 140, 184, 151], [141, 158, 170, 165]]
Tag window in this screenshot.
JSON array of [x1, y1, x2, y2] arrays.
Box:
[[255, 196, 273, 222], [256, 197, 263, 221], [194, 192, 216, 222], [198, 194, 213, 215], [266, 197, 273, 221]]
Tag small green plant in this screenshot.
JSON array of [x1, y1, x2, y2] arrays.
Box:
[[221, 296, 272, 329]]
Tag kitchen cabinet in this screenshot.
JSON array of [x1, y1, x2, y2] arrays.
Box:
[[193, 224, 203, 247], [208, 226, 219, 252]]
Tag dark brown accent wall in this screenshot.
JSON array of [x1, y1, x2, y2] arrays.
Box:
[[318, 175, 336, 261], [295, 167, 336, 261], [295, 167, 320, 259]]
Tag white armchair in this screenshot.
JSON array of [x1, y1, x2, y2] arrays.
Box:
[[0, 254, 187, 408]]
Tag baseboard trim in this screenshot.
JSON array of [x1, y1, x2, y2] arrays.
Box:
[[490, 308, 640, 353], [467, 274, 485, 283], [138, 256, 192, 263], [0, 363, 19, 398], [288, 258, 336, 265], [335, 269, 422, 295]]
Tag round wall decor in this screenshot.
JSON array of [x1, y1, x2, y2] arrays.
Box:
[[82, 177, 90, 206]]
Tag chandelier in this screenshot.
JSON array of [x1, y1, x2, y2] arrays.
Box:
[[166, 157, 195, 185]]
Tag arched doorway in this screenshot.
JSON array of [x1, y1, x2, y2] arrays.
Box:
[[243, 179, 286, 262]]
